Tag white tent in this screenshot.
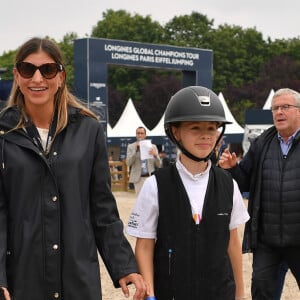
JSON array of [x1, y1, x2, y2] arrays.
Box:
[[107, 123, 113, 136], [262, 89, 275, 109], [107, 94, 244, 143], [218, 92, 244, 135], [107, 98, 149, 138]]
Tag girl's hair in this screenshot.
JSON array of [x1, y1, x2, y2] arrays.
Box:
[[6, 37, 98, 133]]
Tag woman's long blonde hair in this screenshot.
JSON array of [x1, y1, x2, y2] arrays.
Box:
[[6, 37, 98, 133]]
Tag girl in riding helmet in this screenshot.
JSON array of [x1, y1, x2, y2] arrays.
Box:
[[126, 86, 249, 300]]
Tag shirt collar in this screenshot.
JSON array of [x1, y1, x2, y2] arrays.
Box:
[[277, 127, 300, 144], [176, 159, 211, 180]]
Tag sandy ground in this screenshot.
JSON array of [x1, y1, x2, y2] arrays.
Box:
[[98, 191, 300, 300]]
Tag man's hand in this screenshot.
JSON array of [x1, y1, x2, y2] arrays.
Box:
[[149, 147, 158, 157], [119, 273, 148, 300], [218, 148, 238, 169]]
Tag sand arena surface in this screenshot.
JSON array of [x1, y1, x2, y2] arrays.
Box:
[[99, 191, 300, 300]]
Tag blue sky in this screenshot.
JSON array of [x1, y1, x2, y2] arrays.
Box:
[[1, 0, 299, 55]]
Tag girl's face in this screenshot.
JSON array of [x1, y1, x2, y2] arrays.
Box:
[[172, 121, 219, 158], [14, 51, 65, 110]]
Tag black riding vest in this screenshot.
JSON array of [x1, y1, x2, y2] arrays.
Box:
[[154, 164, 235, 300], [259, 135, 300, 246]]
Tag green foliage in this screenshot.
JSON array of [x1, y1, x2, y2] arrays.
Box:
[[206, 25, 269, 92], [92, 9, 164, 43], [57, 32, 78, 91], [163, 12, 214, 48], [271, 38, 300, 65], [2, 9, 300, 128], [0, 50, 16, 80]]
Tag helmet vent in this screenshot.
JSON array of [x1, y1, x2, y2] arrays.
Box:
[[197, 95, 211, 106]]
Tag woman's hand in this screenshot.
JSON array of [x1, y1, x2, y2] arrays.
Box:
[[119, 272, 148, 300], [0, 287, 11, 300]]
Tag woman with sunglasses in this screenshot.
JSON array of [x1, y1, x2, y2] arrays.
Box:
[[0, 37, 147, 300]]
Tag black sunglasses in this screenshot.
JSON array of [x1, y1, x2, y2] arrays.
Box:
[[16, 62, 63, 79]]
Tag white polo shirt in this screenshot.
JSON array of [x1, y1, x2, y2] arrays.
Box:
[[126, 160, 250, 239]]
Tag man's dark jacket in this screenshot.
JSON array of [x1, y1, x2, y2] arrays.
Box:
[[229, 125, 300, 252]]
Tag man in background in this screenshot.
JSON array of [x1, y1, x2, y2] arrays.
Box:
[[126, 126, 161, 194], [219, 88, 300, 299]]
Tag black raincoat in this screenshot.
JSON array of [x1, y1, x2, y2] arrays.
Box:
[[0, 106, 138, 300]]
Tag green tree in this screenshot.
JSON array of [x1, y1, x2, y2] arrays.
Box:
[[0, 50, 16, 80], [92, 9, 164, 43], [58, 32, 78, 90], [206, 25, 269, 93], [2, 9, 300, 127], [162, 11, 214, 48], [136, 73, 181, 129], [160, 15, 278, 124]]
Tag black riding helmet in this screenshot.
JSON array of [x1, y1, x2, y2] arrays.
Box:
[[164, 86, 231, 162]]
